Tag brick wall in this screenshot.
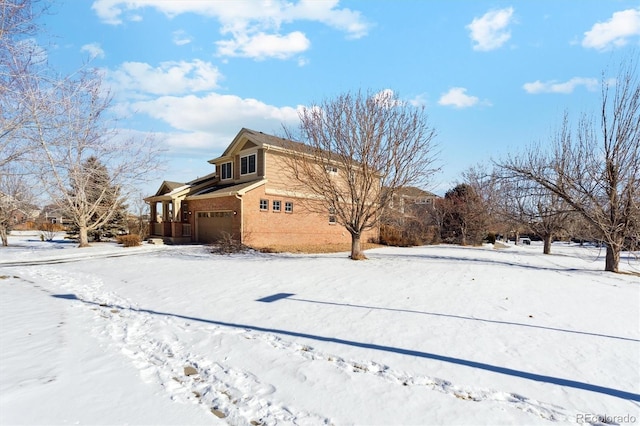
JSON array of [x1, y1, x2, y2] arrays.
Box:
[[241, 185, 377, 248], [186, 196, 242, 241]]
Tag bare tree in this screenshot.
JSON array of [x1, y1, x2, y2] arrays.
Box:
[[0, 0, 46, 170], [496, 173, 572, 254], [461, 164, 502, 238], [24, 70, 160, 247], [126, 190, 150, 239], [283, 89, 439, 259], [0, 166, 34, 246], [499, 58, 639, 272]]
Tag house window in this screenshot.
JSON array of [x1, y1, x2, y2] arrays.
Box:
[[329, 207, 336, 224], [325, 165, 338, 174], [260, 199, 268, 211], [285, 201, 293, 213], [221, 162, 232, 180], [240, 153, 256, 175], [273, 200, 281, 212]]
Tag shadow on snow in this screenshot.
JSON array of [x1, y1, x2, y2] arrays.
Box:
[[51, 292, 639, 402]]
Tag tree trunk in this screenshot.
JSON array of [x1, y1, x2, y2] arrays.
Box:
[[350, 232, 366, 260], [459, 223, 467, 246], [0, 227, 8, 247], [605, 244, 620, 273], [78, 225, 90, 248], [543, 233, 552, 255]]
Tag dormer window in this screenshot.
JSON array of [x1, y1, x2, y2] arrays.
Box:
[[240, 153, 256, 175], [221, 162, 232, 180]]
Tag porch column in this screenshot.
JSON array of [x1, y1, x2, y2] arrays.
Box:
[[162, 201, 170, 222], [148, 202, 156, 236]]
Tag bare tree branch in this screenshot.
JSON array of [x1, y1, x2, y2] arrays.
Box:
[[498, 56, 639, 272], [283, 89, 439, 259]]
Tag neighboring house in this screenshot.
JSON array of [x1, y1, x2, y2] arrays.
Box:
[[380, 186, 440, 246], [10, 207, 39, 225], [0, 192, 39, 227], [145, 128, 379, 248], [387, 186, 439, 216], [39, 205, 72, 227]]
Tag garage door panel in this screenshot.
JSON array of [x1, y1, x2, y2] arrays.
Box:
[[196, 211, 233, 243]]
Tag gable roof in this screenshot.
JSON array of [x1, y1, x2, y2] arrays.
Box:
[[154, 181, 187, 197], [208, 128, 310, 164], [395, 186, 438, 198]]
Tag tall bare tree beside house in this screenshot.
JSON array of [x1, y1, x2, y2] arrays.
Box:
[[283, 89, 439, 260], [23, 70, 160, 247], [499, 58, 639, 272]]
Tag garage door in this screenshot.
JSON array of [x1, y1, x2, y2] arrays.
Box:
[[196, 211, 233, 243]]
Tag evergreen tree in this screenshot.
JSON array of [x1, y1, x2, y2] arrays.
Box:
[[66, 156, 128, 242]]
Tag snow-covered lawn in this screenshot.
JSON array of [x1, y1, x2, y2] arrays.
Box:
[[1, 231, 638, 425]]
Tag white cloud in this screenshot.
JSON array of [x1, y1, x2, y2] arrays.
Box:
[[131, 93, 300, 137], [81, 43, 105, 59], [523, 77, 599, 94], [582, 8, 640, 50], [286, 0, 369, 39], [408, 93, 428, 107], [438, 87, 479, 108], [91, 0, 371, 60], [467, 7, 514, 51], [216, 31, 310, 60], [172, 30, 192, 46], [108, 60, 223, 96]]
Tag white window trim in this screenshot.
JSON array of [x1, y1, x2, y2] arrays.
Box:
[[273, 200, 281, 212], [220, 162, 233, 180], [240, 153, 257, 176], [259, 199, 268, 211]]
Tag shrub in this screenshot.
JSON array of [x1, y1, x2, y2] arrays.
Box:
[[117, 234, 142, 247], [210, 232, 249, 255], [38, 221, 58, 242], [486, 232, 496, 244]]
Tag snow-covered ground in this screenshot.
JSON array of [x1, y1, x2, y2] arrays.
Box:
[[1, 231, 638, 426]]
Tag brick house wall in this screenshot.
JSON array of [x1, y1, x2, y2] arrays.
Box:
[[241, 185, 377, 248], [146, 128, 380, 248], [186, 195, 242, 241]]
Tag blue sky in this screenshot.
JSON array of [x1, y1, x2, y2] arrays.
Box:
[[39, 0, 640, 195]]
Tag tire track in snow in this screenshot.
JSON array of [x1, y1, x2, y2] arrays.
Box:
[[24, 266, 602, 425]]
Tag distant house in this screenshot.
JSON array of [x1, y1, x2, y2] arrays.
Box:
[[144, 128, 379, 248], [379, 186, 440, 246], [388, 186, 439, 215], [39, 205, 72, 227], [0, 191, 39, 228]]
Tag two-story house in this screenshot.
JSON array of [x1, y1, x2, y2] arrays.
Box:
[[144, 128, 378, 249]]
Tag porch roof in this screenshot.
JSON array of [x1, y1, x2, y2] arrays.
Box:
[[187, 179, 266, 200]]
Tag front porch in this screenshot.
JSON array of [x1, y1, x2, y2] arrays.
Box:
[[149, 220, 192, 244], [145, 185, 193, 244]]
